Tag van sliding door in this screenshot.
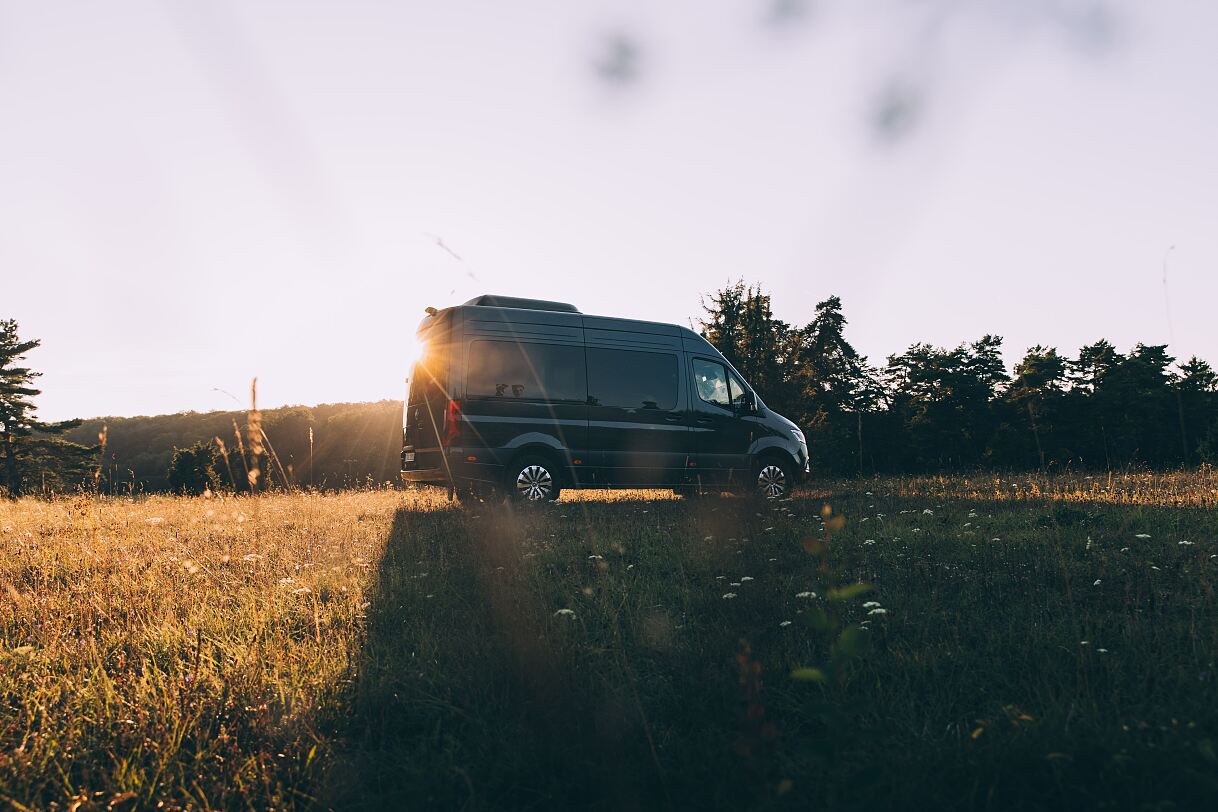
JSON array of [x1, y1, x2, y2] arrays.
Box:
[[585, 346, 691, 484]]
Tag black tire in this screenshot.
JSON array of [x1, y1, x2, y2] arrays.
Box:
[[753, 455, 795, 500], [505, 454, 563, 503]]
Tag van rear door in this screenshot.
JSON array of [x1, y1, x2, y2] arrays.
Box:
[[403, 315, 454, 476]]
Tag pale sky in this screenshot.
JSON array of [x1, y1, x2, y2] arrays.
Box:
[[4, 0, 1216, 421]]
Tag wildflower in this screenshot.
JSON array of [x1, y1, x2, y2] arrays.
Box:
[[1093, 579, 1102, 587], [795, 591, 817, 599], [863, 601, 881, 609], [867, 608, 888, 616], [779, 620, 792, 628], [588, 554, 603, 560], [1179, 540, 1194, 546], [1080, 640, 1090, 646], [968, 511, 977, 518], [144, 517, 164, 525], [716, 575, 726, 580], [768, 557, 777, 562], [1098, 648, 1109, 654], [729, 582, 742, 587], [863, 539, 876, 545], [1151, 565, 1161, 571], [764, 526, 775, 532], [1086, 537, 1093, 551], [626, 564, 635, 570], [291, 587, 311, 595], [278, 577, 294, 585], [740, 576, 754, 582], [922, 509, 934, 515], [703, 535, 713, 541], [1135, 534, 1151, 539], [1120, 547, 1130, 553], [554, 608, 576, 618], [722, 593, 737, 600], [992, 538, 1001, 542], [963, 522, 972, 528], [242, 553, 263, 562], [864, 491, 873, 496]]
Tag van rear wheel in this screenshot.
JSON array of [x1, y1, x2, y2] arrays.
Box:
[[506, 455, 562, 503]]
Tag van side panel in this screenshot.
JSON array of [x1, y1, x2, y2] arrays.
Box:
[[584, 319, 692, 485], [457, 312, 589, 485]]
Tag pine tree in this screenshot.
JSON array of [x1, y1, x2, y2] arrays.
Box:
[[0, 320, 87, 497]]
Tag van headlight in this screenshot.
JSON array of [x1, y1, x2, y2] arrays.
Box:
[[791, 428, 806, 445]]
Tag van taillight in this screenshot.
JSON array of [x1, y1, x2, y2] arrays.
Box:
[[442, 399, 461, 447]]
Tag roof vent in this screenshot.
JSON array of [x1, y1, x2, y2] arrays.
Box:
[[463, 295, 581, 313]]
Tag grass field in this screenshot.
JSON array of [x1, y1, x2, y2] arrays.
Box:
[[2, 472, 1217, 810]]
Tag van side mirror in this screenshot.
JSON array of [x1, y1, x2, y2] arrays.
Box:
[[740, 390, 756, 414]]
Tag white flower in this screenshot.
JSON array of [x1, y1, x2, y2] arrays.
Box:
[[863, 601, 881, 609], [277, 577, 294, 585], [768, 557, 777, 562], [1098, 648, 1109, 653], [992, 538, 1001, 542], [1080, 640, 1089, 646], [1120, 547, 1130, 553], [740, 576, 754, 582], [1093, 579, 1102, 587], [703, 535, 713, 541], [242, 553, 262, 562], [863, 540, 876, 546], [867, 608, 888, 616], [588, 554, 603, 560], [795, 591, 817, 599], [963, 522, 972, 528], [861, 517, 869, 523], [144, 517, 164, 525], [1179, 540, 1194, 546], [968, 512, 978, 518], [1151, 565, 1161, 571], [864, 491, 873, 496], [764, 526, 775, 532], [729, 582, 742, 587], [722, 592, 737, 600], [1135, 534, 1151, 539], [291, 587, 311, 595], [779, 620, 792, 628], [554, 608, 576, 618], [923, 509, 934, 515]]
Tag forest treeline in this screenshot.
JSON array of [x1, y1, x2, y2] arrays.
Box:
[[59, 401, 405, 494], [702, 282, 1218, 474], [5, 283, 1218, 496]]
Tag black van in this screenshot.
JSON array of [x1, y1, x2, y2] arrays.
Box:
[[401, 295, 809, 502]]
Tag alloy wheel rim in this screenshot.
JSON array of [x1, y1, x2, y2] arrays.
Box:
[[757, 465, 787, 498], [516, 465, 553, 501]]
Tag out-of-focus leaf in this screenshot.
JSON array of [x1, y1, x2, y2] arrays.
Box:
[[802, 537, 826, 556], [831, 625, 869, 660], [805, 606, 833, 632], [827, 582, 873, 602], [826, 515, 846, 532], [790, 667, 827, 683]]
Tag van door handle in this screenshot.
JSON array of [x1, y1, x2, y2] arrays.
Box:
[[695, 417, 713, 425], [664, 414, 682, 423]]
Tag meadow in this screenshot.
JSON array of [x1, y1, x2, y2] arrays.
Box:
[[1, 472, 1217, 810]]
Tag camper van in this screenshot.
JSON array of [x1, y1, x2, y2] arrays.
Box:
[[401, 295, 809, 501]]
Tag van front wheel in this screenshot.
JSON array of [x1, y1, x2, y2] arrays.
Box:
[[754, 456, 794, 499], [506, 455, 562, 503]]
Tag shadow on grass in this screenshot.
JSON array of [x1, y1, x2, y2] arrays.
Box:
[[324, 497, 744, 810], [321, 487, 1218, 810]]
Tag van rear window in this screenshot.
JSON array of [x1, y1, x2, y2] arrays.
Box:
[[588, 348, 678, 410], [467, 341, 586, 403]]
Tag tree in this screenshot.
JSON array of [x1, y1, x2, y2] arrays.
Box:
[[0, 320, 89, 497], [166, 441, 226, 494]]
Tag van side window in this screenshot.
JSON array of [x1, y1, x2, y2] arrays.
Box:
[[692, 358, 730, 409], [587, 348, 678, 410], [467, 340, 587, 402], [728, 370, 750, 410]]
